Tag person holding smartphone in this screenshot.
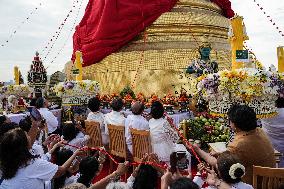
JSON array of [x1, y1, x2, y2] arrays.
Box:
[[35, 97, 60, 135]]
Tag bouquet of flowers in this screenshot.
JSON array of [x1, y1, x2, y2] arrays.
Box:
[[53, 80, 100, 97], [145, 94, 159, 108], [197, 68, 283, 118], [0, 84, 33, 97], [136, 93, 146, 103]]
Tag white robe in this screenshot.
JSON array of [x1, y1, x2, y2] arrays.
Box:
[[149, 118, 179, 163]]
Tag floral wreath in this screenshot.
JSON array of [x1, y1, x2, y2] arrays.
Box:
[[229, 163, 245, 180]]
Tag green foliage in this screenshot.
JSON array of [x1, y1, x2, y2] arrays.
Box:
[[120, 86, 135, 99]]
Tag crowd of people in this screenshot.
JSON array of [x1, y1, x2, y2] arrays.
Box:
[[0, 96, 282, 189]]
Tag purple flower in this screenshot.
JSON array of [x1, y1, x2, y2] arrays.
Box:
[[64, 82, 74, 90]]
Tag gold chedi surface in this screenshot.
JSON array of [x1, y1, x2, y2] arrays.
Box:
[[81, 0, 232, 96]]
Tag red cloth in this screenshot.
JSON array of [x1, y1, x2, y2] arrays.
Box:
[[72, 0, 234, 67], [211, 0, 235, 18], [72, 0, 178, 67]]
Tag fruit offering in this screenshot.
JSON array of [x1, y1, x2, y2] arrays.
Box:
[[180, 113, 230, 147]]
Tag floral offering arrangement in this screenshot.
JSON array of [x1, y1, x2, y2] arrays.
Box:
[[120, 86, 135, 99], [0, 84, 33, 97], [100, 94, 111, 102], [180, 113, 230, 147], [178, 91, 191, 103], [53, 80, 100, 97], [136, 92, 146, 103], [197, 68, 284, 118], [162, 93, 177, 106], [145, 94, 159, 107]]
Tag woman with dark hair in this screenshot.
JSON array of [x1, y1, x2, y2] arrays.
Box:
[[149, 101, 179, 163], [53, 149, 74, 189], [87, 97, 108, 145], [0, 128, 83, 189], [193, 152, 253, 188], [77, 156, 100, 187], [62, 122, 90, 152], [193, 104, 276, 185], [127, 164, 158, 189]]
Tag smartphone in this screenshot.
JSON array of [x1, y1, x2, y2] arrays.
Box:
[[170, 151, 189, 173], [176, 151, 189, 170], [29, 107, 42, 121]]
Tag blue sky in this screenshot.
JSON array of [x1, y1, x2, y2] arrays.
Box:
[[0, 0, 283, 82]]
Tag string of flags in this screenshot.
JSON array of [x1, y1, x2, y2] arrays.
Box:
[[42, 0, 79, 61], [47, 0, 84, 68], [252, 0, 284, 37], [0, 2, 43, 48]]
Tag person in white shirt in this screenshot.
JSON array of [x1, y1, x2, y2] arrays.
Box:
[[36, 97, 59, 135], [104, 98, 126, 135], [0, 128, 83, 189], [125, 101, 149, 153], [149, 101, 179, 163], [87, 97, 108, 145], [62, 122, 90, 152]]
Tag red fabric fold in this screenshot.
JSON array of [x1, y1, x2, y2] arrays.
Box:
[[211, 0, 235, 18], [72, 0, 234, 67], [72, 0, 178, 67]]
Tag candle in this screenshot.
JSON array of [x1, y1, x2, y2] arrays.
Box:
[[14, 66, 20, 85], [75, 51, 83, 81], [278, 46, 284, 73]]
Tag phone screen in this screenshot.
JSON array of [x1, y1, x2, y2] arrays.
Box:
[[176, 152, 189, 170], [30, 107, 42, 121], [170, 152, 189, 173]]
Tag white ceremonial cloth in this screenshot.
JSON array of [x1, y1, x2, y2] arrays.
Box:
[[104, 111, 125, 135], [39, 108, 58, 134], [149, 118, 179, 163], [125, 114, 149, 153], [87, 111, 108, 145]]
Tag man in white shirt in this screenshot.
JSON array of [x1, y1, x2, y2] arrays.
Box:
[[36, 97, 59, 135], [104, 98, 126, 135], [125, 102, 149, 153]]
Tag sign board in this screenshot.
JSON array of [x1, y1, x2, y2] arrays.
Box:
[[236, 50, 249, 63], [72, 69, 79, 75], [62, 94, 95, 106]]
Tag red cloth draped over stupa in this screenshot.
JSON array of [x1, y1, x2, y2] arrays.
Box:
[[72, 0, 234, 67]]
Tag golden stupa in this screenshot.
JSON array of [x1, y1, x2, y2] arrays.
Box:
[[76, 0, 232, 96]]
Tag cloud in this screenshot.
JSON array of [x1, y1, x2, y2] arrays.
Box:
[[0, 0, 283, 82]]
